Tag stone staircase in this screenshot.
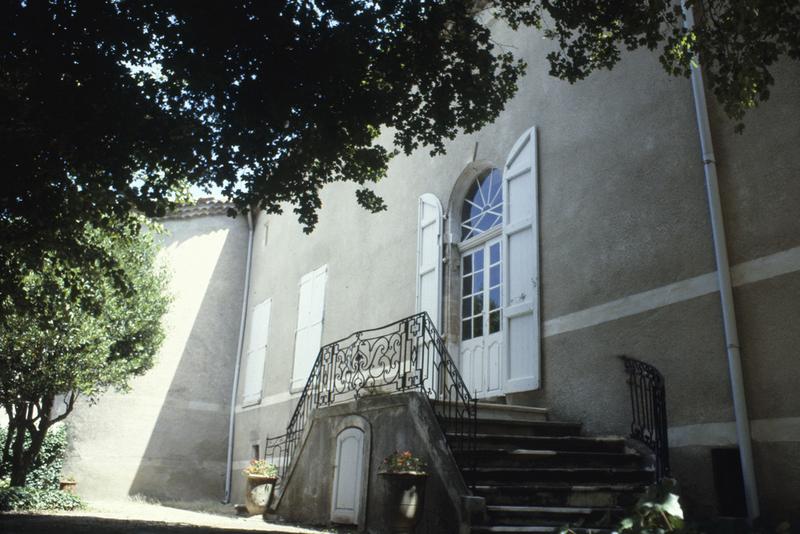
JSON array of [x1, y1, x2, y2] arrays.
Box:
[[446, 403, 654, 533]]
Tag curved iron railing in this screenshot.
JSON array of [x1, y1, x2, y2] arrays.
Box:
[[620, 356, 670, 479], [264, 312, 477, 488]]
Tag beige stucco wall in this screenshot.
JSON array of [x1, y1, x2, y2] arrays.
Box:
[[64, 212, 248, 502], [231, 15, 800, 521]]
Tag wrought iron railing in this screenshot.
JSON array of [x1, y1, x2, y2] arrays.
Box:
[[264, 312, 477, 488], [620, 356, 670, 479]]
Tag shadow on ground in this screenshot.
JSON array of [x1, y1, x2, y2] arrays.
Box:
[[0, 514, 331, 534]]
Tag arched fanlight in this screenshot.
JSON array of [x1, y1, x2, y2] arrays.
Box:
[[461, 168, 503, 241]]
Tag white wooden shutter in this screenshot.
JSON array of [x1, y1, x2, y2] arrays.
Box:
[[291, 265, 328, 390], [416, 194, 442, 331], [502, 127, 541, 393], [242, 298, 271, 405]]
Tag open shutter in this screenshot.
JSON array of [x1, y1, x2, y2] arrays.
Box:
[[291, 265, 328, 390], [502, 127, 541, 393], [416, 194, 442, 330], [243, 298, 271, 405]]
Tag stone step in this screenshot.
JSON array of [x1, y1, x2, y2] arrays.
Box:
[[459, 434, 627, 453], [456, 449, 642, 469], [473, 483, 645, 508], [474, 419, 582, 437], [478, 403, 550, 423], [471, 526, 613, 533], [464, 466, 655, 485], [434, 401, 549, 423], [471, 403, 550, 423], [485, 504, 623, 527], [488, 504, 594, 515]]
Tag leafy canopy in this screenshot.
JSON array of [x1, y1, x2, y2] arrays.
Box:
[[1, 0, 528, 305], [0, 221, 170, 406], [2, 0, 798, 304], [1, 1, 523, 233]]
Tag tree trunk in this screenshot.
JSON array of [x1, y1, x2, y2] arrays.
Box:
[[1, 406, 14, 476], [9, 408, 29, 487], [8, 399, 46, 486], [6, 395, 67, 487], [16, 435, 44, 485], [21, 422, 49, 484], [10, 457, 29, 487]]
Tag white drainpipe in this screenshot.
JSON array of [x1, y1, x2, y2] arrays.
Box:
[[223, 210, 255, 503], [684, 6, 760, 521]]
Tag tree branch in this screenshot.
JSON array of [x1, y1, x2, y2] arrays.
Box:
[[49, 391, 78, 425]]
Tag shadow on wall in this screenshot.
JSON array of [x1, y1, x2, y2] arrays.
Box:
[[127, 223, 245, 502]]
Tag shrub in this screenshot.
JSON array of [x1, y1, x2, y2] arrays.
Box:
[[0, 486, 84, 512], [0, 424, 68, 489], [0, 424, 86, 511], [616, 478, 685, 533], [559, 479, 792, 534]]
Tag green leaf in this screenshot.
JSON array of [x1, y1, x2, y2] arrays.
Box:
[[658, 493, 684, 519]]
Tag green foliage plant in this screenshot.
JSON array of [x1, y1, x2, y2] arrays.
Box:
[[0, 485, 85, 512], [557, 479, 684, 534], [559, 478, 793, 534], [0, 222, 170, 487], [616, 478, 685, 533], [0, 425, 85, 511], [0, 425, 68, 490]]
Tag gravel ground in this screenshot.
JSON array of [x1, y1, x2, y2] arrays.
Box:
[[0, 500, 334, 534]]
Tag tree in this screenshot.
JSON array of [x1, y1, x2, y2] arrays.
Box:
[[2, 1, 798, 307], [0, 0, 526, 309], [0, 221, 170, 486]]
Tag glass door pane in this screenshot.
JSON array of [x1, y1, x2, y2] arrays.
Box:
[[461, 248, 484, 340], [462, 241, 502, 340]]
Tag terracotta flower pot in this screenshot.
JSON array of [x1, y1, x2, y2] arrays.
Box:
[[379, 472, 427, 533], [244, 474, 277, 516]]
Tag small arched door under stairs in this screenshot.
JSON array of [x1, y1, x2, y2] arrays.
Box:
[[331, 426, 366, 526]]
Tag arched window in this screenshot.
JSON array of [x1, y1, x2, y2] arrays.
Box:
[[461, 168, 503, 241]]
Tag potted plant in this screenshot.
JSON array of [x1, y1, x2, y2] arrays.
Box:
[[242, 459, 278, 515], [379, 451, 428, 533], [59, 475, 77, 494]]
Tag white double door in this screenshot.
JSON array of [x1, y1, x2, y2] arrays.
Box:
[[460, 236, 503, 398]]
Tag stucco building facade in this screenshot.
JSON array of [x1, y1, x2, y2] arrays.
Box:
[[230, 18, 800, 524], [65, 15, 799, 530], [64, 204, 249, 502]]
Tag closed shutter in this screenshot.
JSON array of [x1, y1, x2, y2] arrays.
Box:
[[416, 194, 442, 330], [502, 127, 541, 393], [291, 265, 328, 390], [242, 298, 271, 405]]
